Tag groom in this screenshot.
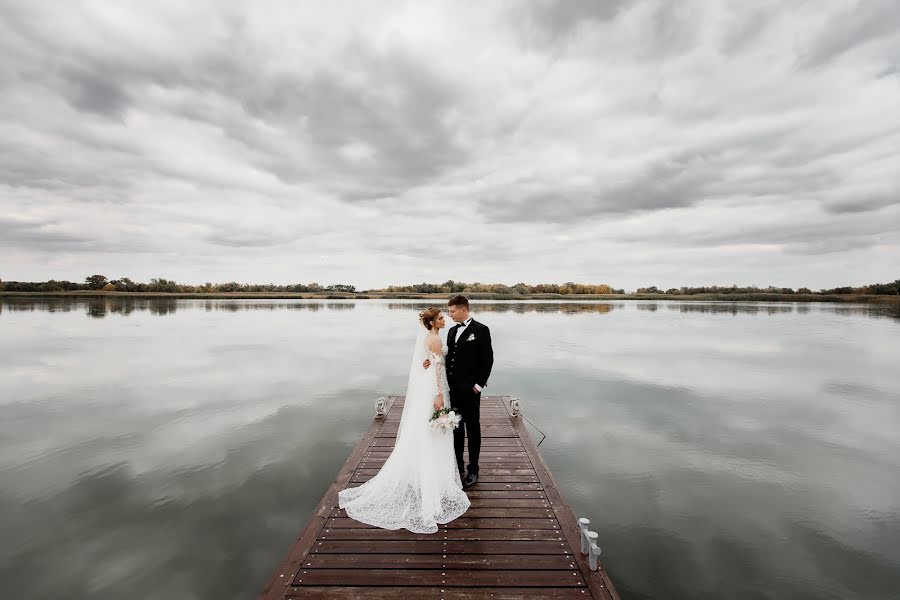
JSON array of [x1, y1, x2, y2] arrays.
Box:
[[426, 295, 494, 488]]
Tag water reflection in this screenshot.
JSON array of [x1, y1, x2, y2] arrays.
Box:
[[1, 297, 899, 599], [666, 302, 794, 315], [387, 301, 622, 314], [0, 297, 359, 317], [1, 296, 898, 321]]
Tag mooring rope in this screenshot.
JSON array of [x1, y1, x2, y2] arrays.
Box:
[[521, 411, 547, 447]]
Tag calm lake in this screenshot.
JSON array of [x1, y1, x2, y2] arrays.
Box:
[[1, 297, 899, 600]]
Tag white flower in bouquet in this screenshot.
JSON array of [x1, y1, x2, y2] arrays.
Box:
[[429, 407, 461, 434]]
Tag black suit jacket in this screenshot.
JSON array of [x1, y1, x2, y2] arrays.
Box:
[[446, 319, 493, 392]]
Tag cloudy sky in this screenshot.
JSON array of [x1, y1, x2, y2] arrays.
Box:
[[2, 1, 898, 291]]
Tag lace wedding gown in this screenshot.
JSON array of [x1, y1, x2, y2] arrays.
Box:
[[338, 331, 470, 533]]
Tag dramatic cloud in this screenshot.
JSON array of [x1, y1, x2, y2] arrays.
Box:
[[1, 0, 898, 290]]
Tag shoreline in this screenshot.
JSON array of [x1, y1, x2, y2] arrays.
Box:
[[2, 290, 898, 304]]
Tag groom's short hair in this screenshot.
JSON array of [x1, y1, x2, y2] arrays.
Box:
[[448, 295, 469, 309]]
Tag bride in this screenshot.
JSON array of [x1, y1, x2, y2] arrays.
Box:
[[337, 307, 471, 533]]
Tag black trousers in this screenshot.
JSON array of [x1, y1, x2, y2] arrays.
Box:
[[450, 384, 481, 474]]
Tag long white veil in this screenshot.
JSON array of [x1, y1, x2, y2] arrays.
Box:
[[395, 311, 448, 443]]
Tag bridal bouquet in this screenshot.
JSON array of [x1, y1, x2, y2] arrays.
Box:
[[429, 407, 462, 433]]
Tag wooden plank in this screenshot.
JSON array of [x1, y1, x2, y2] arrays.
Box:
[[351, 474, 539, 484], [285, 587, 592, 599], [350, 475, 538, 484], [457, 490, 546, 498], [300, 553, 576, 570], [376, 426, 516, 432], [293, 569, 588, 587], [352, 470, 536, 478], [354, 467, 536, 476], [369, 438, 522, 447], [325, 517, 561, 530], [459, 507, 557, 518], [310, 539, 576, 555], [363, 447, 526, 453], [331, 482, 543, 497], [466, 498, 550, 508], [360, 457, 529, 464], [356, 462, 535, 469], [362, 453, 529, 460], [377, 423, 515, 430], [376, 426, 517, 431], [331, 506, 553, 519], [316, 528, 565, 541], [370, 433, 521, 439]]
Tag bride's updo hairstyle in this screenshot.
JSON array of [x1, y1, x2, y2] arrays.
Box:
[[419, 307, 441, 330]]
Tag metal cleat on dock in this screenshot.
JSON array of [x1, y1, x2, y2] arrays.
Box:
[[578, 517, 603, 571], [374, 396, 387, 417], [509, 397, 520, 417]]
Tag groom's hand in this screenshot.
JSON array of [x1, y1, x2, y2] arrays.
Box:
[[422, 359, 431, 369]]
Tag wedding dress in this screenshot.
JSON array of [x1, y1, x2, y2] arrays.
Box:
[[337, 321, 470, 533]]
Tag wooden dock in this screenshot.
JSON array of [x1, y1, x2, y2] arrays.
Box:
[[259, 396, 619, 599]]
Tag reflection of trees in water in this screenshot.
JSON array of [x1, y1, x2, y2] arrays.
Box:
[[386, 302, 622, 314], [0, 296, 356, 319], [149, 299, 178, 315], [0, 297, 180, 317], [665, 303, 794, 315], [203, 301, 356, 311], [0, 298, 360, 316], [1, 297, 897, 321], [326, 303, 356, 311], [833, 303, 900, 321], [85, 297, 176, 317], [87, 299, 106, 318], [660, 302, 900, 320], [108, 298, 139, 315], [882, 303, 900, 321], [0, 299, 76, 314], [385, 301, 900, 321]]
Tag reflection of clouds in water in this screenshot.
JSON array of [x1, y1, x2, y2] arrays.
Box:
[[0, 300, 416, 503], [585, 415, 803, 487], [0, 297, 898, 599], [464, 300, 900, 563], [1, 434, 356, 600], [526, 370, 899, 600], [493, 303, 898, 402]]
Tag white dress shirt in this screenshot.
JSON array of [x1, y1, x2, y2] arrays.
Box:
[[454, 316, 483, 392], [454, 317, 473, 342]]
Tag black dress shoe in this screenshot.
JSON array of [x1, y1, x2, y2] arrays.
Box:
[[462, 471, 478, 488]]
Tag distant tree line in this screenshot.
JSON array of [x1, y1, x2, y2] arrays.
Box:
[[0, 276, 897, 296], [635, 281, 900, 295], [0, 275, 355, 294], [375, 280, 625, 295]]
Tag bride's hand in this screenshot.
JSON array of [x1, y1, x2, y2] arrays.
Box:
[[422, 358, 431, 369], [434, 394, 444, 411]]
